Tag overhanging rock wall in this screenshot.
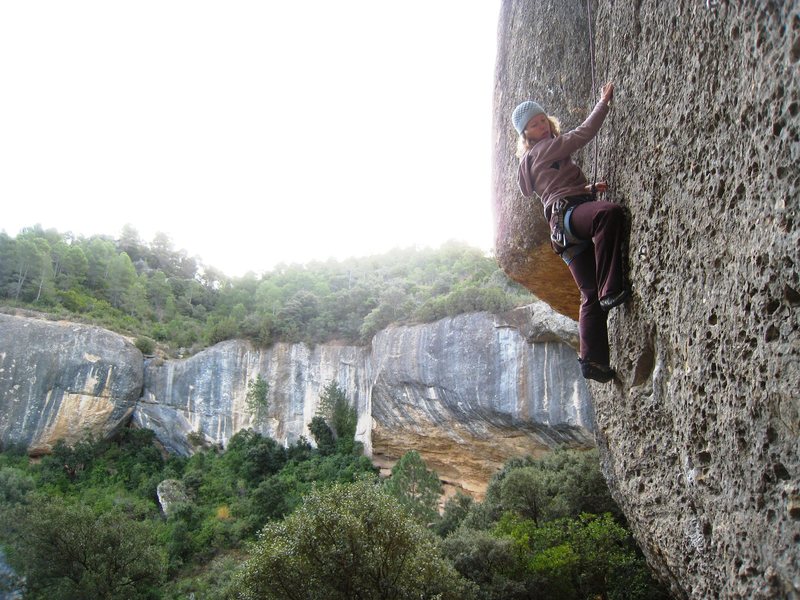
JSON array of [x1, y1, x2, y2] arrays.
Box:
[[493, 1, 800, 598]]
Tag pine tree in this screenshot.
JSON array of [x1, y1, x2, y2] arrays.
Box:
[[384, 450, 443, 525]]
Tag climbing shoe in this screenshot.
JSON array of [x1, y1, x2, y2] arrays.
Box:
[[599, 288, 631, 312], [579, 359, 615, 383]]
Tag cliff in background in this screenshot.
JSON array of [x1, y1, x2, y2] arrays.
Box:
[[493, 1, 799, 598], [135, 340, 372, 456], [0, 314, 141, 455], [0, 302, 593, 497], [137, 303, 592, 496], [370, 303, 591, 495]]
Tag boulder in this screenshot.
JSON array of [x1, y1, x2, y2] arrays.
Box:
[[156, 479, 190, 517]]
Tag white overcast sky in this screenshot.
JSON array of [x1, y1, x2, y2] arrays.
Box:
[[0, 1, 500, 277]]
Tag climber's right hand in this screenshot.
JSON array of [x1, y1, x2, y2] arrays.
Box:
[[601, 82, 614, 103]]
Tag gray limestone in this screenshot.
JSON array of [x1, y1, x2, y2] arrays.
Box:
[[0, 313, 142, 454], [0, 302, 594, 497], [493, 1, 800, 597]]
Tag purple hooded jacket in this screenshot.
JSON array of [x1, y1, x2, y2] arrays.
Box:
[[517, 100, 610, 227]]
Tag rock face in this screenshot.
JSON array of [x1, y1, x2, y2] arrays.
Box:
[[135, 341, 372, 456], [494, 1, 799, 598], [0, 303, 592, 496], [156, 479, 190, 517], [136, 304, 593, 495], [0, 313, 142, 455], [371, 306, 592, 495]]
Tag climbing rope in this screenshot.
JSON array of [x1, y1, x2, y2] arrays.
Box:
[[586, 0, 600, 189]]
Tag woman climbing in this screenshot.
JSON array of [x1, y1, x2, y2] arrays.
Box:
[[512, 82, 629, 383]]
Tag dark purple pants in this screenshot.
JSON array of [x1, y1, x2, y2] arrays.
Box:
[[566, 200, 626, 365]]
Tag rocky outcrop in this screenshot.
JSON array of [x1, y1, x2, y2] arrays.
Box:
[[0, 314, 142, 455], [0, 304, 591, 495], [135, 304, 593, 495], [494, 1, 799, 598], [156, 479, 190, 517], [371, 306, 592, 495], [135, 341, 372, 456]]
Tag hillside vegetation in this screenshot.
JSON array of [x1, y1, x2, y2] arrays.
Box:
[[0, 408, 668, 599], [0, 225, 532, 354]]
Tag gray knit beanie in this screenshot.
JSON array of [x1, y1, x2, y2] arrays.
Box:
[[511, 100, 545, 135]]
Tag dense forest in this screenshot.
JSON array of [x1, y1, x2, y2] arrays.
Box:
[[0, 384, 669, 599], [0, 224, 533, 355]]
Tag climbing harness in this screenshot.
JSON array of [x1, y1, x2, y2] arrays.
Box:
[[550, 195, 592, 265]]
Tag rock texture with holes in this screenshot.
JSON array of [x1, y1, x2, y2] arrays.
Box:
[[494, 1, 799, 598]]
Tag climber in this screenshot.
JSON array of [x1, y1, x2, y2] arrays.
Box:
[[512, 82, 629, 383]]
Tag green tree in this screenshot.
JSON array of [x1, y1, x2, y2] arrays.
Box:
[[481, 449, 623, 527], [307, 416, 336, 456], [233, 478, 476, 600], [107, 252, 137, 309], [4, 496, 166, 600], [383, 450, 443, 525], [440, 527, 529, 600], [31, 238, 56, 303], [496, 512, 667, 600], [0, 233, 15, 296], [127, 274, 150, 319], [39, 438, 100, 486], [118, 224, 145, 265], [435, 491, 475, 537], [275, 290, 320, 342], [146, 270, 174, 321], [0, 467, 35, 505], [245, 375, 270, 420], [59, 245, 89, 290], [149, 231, 178, 273], [499, 466, 550, 526], [316, 380, 357, 452], [223, 429, 286, 485], [9, 237, 45, 300], [83, 237, 117, 296]]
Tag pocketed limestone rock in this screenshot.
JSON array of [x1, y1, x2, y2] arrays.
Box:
[[493, 1, 800, 597]]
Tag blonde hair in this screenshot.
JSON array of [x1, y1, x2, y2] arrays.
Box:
[[515, 115, 562, 158]]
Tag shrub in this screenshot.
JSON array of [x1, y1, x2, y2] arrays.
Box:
[[135, 336, 156, 355], [4, 495, 166, 599], [233, 479, 477, 600]]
